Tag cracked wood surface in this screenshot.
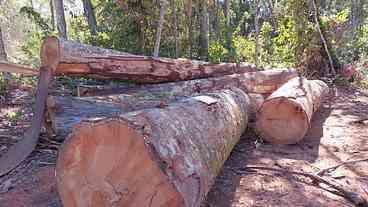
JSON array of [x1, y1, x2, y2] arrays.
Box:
[[40, 37, 260, 83], [256, 77, 329, 144], [56, 88, 251, 207]]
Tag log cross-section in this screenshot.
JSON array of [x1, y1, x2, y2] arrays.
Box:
[[40, 37, 260, 83], [56, 88, 251, 207], [256, 77, 329, 144]]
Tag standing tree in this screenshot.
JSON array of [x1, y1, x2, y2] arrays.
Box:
[[254, 0, 261, 67], [0, 25, 11, 87], [49, 0, 55, 31], [82, 0, 98, 44], [186, 0, 193, 58], [199, 0, 209, 60], [171, 0, 179, 58], [52, 0, 67, 39], [153, 0, 168, 57], [224, 0, 231, 51]]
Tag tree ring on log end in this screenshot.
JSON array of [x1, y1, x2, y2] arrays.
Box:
[[56, 119, 184, 207], [256, 97, 309, 144], [40, 36, 60, 72]]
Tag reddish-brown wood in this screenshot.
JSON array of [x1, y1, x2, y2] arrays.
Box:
[[46, 69, 296, 140], [40, 37, 260, 83], [256, 77, 329, 144], [0, 61, 38, 76], [56, 88, 251, 207]]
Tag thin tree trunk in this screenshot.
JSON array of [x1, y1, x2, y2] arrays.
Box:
[[171, 0, 179, 58], [187, 0, 193, 58], [224, 0, 231, 50], [82, 0, 98, 44], [267, 0, 277, 33], [311, 0, 336, 75], [213, 0, 220, 41], [199, 0, 209, 60], [153, 0, 168, 57], [0, 25, 11, 84], [53, 0, 68, 40], [254, 0, 261, 67], [49, 0, 55, 31]]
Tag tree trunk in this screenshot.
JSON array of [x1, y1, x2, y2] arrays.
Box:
[[49, 0, 55, 31], [153, 0, 168, 57], [187, 0, 193, 58], [311, 0, 336, 75], [46, 68, 296, 140], [256, 77, 329, 144], [224, 0, 231, 51], [267, 0, 277, 34], [82, 0, 98, 43], [53, 0, 68, 39], [40, 37, 261, 83], [56, 88, 251, 207], [171, 0, 179, 58], [0, 25, 11, 84], [199, 0, 209, 60], [254, 0, 261, 67]]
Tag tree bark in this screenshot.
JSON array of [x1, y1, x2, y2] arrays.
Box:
[[82, 0, 98, 43], [171, 0, 179, 58], [0, 61, 38, 76], [153, 0, 168, 57], [187, 0, 193, 58], [256, 77, 329, 144], [49, 0, 55, 31], [199, 0, 209, 60], [56, 88, 251, 207], [0, 25, 11, 84], [52, 0, 68, 39], [311, 0, 336, 75], [254, 0, 261, 67], [40, 37, 261, 83], [224, 0, 232, 51], [46, 68, 296, 140]]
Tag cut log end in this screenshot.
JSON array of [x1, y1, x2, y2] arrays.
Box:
[[256, 97, 309, 144], [41, 36, 60, 71], [56, 119, 184, 207]]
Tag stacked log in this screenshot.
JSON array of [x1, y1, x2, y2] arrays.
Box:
[[46, 69, 297, 140], [40, 37, 258, 83], [255, 77, 329, 144], [56, 88, 251, 207]]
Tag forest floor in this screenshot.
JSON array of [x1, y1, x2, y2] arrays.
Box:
[[0, 84, 367, 207]]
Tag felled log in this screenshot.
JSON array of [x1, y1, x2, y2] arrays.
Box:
[[0, 61, 38, 76], [56, 88, 251, 207], [40, 36, 258, 83], [255, 77, 329, 144], [46, 68, 296, 140], [74, 68, 297, 96], [46, 92, 264, 140]]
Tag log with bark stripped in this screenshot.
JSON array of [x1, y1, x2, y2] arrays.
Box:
[[255, 77, 329, 144], [0, 61, 38, 76], [47, 69, 297, 140], [40, 36, 259, 83], [56, 88, 251, 207]]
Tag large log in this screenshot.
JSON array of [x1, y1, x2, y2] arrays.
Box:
[[0, 61, 38, 76], [46, 69, 297, 140], [56, 88, 251, 207], [46, 92, 264, 140], [40, 37, 259, 83], [255, 77, 329, 144]]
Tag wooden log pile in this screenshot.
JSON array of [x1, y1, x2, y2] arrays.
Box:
[[0, 37, 330, 207]]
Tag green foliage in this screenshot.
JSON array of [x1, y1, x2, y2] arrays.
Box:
[[5, 110, 22, 123], [208, 41, 228, 63]]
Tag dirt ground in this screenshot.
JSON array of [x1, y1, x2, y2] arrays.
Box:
[[0, 85, 367, 207]]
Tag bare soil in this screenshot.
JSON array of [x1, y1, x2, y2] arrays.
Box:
[[0, 85, 367, 207]]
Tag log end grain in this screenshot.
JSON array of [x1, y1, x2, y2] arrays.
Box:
[[41, 36, 60, 71], [56, 120, 184, 207], [255, 97, 309, 144]]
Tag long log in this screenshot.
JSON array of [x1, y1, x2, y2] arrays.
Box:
[[0, 61, 38, 76], [56, 88, 251, 207], [40, 36, 259, 83], [46, 69, 297, 140], [255, 77, 329, 144]]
